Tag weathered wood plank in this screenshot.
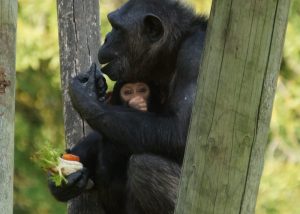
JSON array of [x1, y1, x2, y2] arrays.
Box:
[[240, 1, 291, 213], [175, 0, 291, 213], [0, 0, 17, 213], [56, 0, 104, 213]]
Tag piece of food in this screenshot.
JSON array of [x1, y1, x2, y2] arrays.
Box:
[[33, 144, 93, 188], [33, 144, 65, 186], [56, 155, 94, 189], [56, 157, 83, 176], [33, 144, 82, 186], [62, 153, 80, 162], [48, 155, 83, 186]]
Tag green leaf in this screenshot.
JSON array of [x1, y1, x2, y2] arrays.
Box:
[[32, 143, 67, 186], [51, 173, 67, 187]]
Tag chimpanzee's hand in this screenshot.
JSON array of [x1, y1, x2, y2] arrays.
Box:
[[69, 63, 104, 117], [70, 63, 98, 99], [95, 69, 108, 102], [75, 63, 107, 101], [128, 96, 148, 112], [48, 168, 89, 202]]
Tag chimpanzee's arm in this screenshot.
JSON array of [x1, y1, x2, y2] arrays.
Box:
[[70, 84, 188, 162], [69, 28, 205, 162], [69, 67, 197, 163]]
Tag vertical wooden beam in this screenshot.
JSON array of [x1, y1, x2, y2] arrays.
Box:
[[0, 0, 17, 213], [175, 0, 291, 213], [56, 0, 104, 213]]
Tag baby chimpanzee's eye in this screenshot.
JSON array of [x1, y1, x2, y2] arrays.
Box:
[[137, 87, 147, 93], [123, 89, 133, 95]]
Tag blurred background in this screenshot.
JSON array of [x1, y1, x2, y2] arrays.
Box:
[[14, 0, 300, 213]]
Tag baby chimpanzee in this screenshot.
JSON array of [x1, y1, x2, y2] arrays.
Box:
[[119, 82, 150, 112], [109, 80, 162, 113]]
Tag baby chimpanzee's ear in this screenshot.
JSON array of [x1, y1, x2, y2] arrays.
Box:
[[143, 14, 164, 43]]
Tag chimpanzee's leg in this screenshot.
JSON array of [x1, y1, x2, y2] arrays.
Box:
[[69, 133, 129, 214], [126, 154, 181, 214], [94, 142, 129, 214]]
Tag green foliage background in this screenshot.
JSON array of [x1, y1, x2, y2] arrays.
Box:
[[14, 0, 300, 213]]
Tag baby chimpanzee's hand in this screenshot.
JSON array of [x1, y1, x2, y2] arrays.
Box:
[[128, 96, 148, 112]]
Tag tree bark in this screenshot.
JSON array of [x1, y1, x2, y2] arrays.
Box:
[[56, 0, 104, 213], [0, 0, 17, 213], [175, 0, 291, 213]]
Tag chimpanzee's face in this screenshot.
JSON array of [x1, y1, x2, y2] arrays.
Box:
[[98, 0, 164, 81], [120, 82, 150, 104], [98, 5, 131, 81]]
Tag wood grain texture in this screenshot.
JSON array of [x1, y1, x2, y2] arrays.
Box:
[[56, 0, 104, 213], [175, 0, 291, 213], [0, 0, 17, 213]]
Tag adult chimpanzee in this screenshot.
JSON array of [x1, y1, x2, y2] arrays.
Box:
[[49, 0, 207, 213]]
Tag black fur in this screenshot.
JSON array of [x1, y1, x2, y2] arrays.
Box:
[[49, 0, 207, 213]]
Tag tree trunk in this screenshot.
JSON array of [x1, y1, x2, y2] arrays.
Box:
[[0, 0, 17, 213], [56, 0, 104, 213], [175, 0, 290, 213]]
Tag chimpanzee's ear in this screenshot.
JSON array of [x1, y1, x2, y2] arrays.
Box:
[[143, 14, 164, 43]]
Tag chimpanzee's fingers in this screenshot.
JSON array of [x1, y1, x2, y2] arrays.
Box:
[[69, 78, 83, 103], [74, 63, 96, 84], [65, 171, 84, 187], [140, 107, 147, 112], [138, 102, 147, 108], [76, 168, 89, 189], [80, 63, 98, 97], [97, 77, 107, 101], [94, 65, 103, 80], [97, 75, 107, 89], [129, 96, 143, 103], [86, 63, 97, 87], [90, 63, 97, 77], [75, 72, 89, 83], [87, 62, 96, 74]]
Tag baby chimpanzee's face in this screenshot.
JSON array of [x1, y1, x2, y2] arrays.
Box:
[[120, 82, 150, 104]]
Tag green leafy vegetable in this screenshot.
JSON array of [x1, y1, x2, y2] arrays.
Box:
[[51, 173, 68, 186], [32, 143, 67, 186]]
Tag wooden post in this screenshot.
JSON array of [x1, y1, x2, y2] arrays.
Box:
[[56, 0, 104, 213], [0, 0, 17, 213], [175, 0, 290, 213]]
